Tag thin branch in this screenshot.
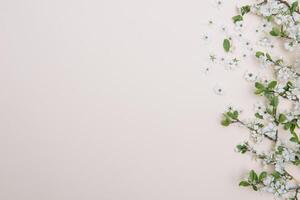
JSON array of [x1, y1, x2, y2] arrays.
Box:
[[234, 119, 277, 142]]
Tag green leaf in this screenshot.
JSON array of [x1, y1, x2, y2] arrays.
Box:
[[270, 27, 280, 36], [255, 89, 264, 95], [278, 114, 287, 123], [275, 59, 283, 65], [259, 172, 267, 182], [255, 82, 265, 90], [290, 1, 299, 13], [277, 146, 284, 154], [239, 181, 250, 187], [272, 171, 281, 179], [266, 108, 273, 115], [267, 81, 277, 89], [223, 39, 231, 52], [221, 117, 231, 126], [255, 113, 263, 119], [232, 15, 243, 23], [290, 125, 299, 143], [236, 144, 248, 154], [255, 51, 264, 58], [249, 170, 258, 183], [241, 5, 251, 15], [266, 53, 272, 61], [233, 111, 239, 119], [284, 122, 291, 130], [270, 96, 279, 108], [252, 185, 258, 191], [290, 137, 299, 143], [227, 111, 238, 120], [294, 159, 300, 165], [291, 123, 296, 132]]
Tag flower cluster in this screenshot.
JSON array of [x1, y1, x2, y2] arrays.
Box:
[[252, 0, 300, 51], [216, 0, 300, 199]]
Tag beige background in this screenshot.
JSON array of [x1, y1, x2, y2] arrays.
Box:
[[0, 0, 277, 199]]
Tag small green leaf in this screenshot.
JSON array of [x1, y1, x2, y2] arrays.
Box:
[[290, 137, 299, 143], [221, 117, 231, 126], [232, 15, 243, 23], [259, 172, 267, 182], [284, 122, 291, 130], [227, 111, 238, 120], [255, 89, 264, 95], [255, 51, 264, 58], [290, 126, 299, 143], [233, 111, 239, 119], [270, 27, 280, 36], [236, 144, 248, 154], [255, 82, 265, 90], [239, 181, 250, 187], [252, 185, 258, 191], [267, 81, 277, 89], [223, 39, 231, 52], [241, 5, 251, 15], [278, 114, 287, 123], [277, 146, 284, 154], [249, 170, 258, 183], [255, 113, 263, 119], [291, 123, 297, 133], [287, 81, 293, 87], [271, 96, 279, 108], [266, 53, 272, 60], [290, 1, 299, 13], [272, 171, 281, 179], [275, 59, 283, 65], [294, 160, 300, 165], [266, 108, 273, 115]]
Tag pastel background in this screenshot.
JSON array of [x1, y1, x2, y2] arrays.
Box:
[[0, 0, 280, 199]]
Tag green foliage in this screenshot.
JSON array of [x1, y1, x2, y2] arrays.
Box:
[[278, 114, 287, 123], [255, 51, 264, 58], [239, 170, 267, 192], [270, 96, 279, 108], [290, 1, 299, 13], [283, 81, 294, 91], [241, 5, 251, 16], [221, 110, 239, 126], [221, 117, 231, 126], [223, 39, 231, 52], [236, 144, 248, 154], [258, 172, 267, 182], [268, 81, 277, 90], [232, 15, 243, 23], [271, 171, 281, 180], [290, 123, 300, 144], [255, 113, 263, 119], [254, 82, 265, 95], [227, 111, 239, 119], [220, 0, 300, 198], [254, 81, 278, 103], [239, 181, 250, 187], [270, 27, 281, 36], [248, 170, 258, 184], [277, 146, 284, 154], [255, 51, 272, 62], [293, 159, 300, 165], [282, 118, 300, 144], [266, 53, 272, 60]]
